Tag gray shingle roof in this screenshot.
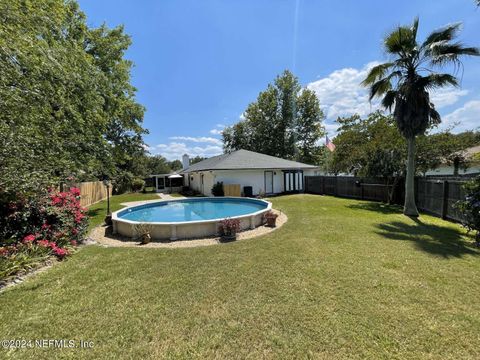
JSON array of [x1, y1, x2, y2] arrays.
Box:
[[181, 149, 318, 172]]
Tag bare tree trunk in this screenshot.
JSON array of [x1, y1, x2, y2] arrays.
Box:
[[404, 136, 419, 217]]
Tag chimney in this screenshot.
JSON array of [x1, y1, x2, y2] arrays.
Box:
[[182, 154, 190, 170]]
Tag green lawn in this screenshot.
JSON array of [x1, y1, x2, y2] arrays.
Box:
[[86, 192, 160, 232], [1, 194, 479, 359]]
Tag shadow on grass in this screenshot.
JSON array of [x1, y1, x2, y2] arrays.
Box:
[[347, 201, 402, 215], [86, 208, 103, 218], [375, 218, 479, 258]]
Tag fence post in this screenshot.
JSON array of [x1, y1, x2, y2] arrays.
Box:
[[441, 180, 449, 219], [334, 176, 338, 196]]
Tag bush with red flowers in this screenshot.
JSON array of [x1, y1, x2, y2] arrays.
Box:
[[0, 188, 88, 281], [218, 218, 241, 239]]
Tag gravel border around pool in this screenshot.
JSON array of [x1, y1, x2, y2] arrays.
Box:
[[90, 209, 287, 248]]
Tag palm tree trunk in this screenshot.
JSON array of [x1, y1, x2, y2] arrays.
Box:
[[404, 136, 419, 217]]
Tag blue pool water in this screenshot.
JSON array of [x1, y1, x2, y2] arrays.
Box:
[[118, 198, 268, 223]]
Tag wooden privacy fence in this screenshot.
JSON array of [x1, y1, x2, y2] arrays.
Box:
[[66, 181, 112, 207], [223, 184, 241, 197], [416, 179, 465, 222], [305, 176, 395, 203], [305, 176, 467, 222]]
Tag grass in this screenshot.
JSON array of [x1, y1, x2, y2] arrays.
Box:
[[1, 194, 479, 359], [86, 192, 159, 232]]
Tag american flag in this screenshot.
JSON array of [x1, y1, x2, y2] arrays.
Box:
[[325, 136, 336, 152]]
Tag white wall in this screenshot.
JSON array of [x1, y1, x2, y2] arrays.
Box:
[[425, 165, 480, 176], [186, 168, 318, 196], [214, 170, 270, 196], [186, 171, 215, 196]]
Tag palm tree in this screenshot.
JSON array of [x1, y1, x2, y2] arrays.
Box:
[[362, 18, 479, 216]]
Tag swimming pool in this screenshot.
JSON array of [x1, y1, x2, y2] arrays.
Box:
[[112, 197, 271, 241]]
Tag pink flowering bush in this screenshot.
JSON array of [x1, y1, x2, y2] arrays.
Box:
[[0, 187, 88, 280], [218, 218, 241, 238]]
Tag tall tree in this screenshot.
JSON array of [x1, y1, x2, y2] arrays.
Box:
[[0, 0, 146, 195], [296, 89, 326, 163], [223, 70, 325, 163], [362, 18, 479, 216], [169, 160, 183, 172], [145, 155, 171, 175], [190, 156, 207, 165]]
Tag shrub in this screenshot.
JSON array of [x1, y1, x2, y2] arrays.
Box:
[[0, 187, 88, 280], [212, 182, 224, 196], [455, 177, 480, 246], [218, 218, 240, 238], [180, 187, 202, 197], [131, 178, 145, 192], [0, 241, 52, 280]]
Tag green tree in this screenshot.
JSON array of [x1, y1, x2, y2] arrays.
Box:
[[362, 18, 479, 216], [190, 156, 206, 165], [145, 155, 171, 175], [0, 0, 146, 195], [415, 132, 477, 176], [223, 70, 325, 163], [331, 112, 405, 202], [330, 112, 479, 200], [169, 160, 183, 172], [296, 89, 325, 164]]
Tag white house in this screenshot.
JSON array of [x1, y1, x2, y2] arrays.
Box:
[[425, 144, 480, 176], [181, 149, 320, 196]]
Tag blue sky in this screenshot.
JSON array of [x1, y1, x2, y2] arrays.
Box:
[[78, 0, 480, 160]]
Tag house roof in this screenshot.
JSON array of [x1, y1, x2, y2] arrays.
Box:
[[464, 145, 480, 158], [181, 149, 318, 172]]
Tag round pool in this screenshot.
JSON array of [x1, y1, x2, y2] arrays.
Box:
[[112, 197, 271, 241]]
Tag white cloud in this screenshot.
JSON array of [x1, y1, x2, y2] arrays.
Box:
[[307, 61, 469, 135], [430, 88, 468, 109], [209, 124, 225, 135], [441, 99, 480, 133], [209, 129, 223, 135], [307, 61, 381, 120], [169, 136, 222, 145], [152, 142, 222, 161], [324, 123, 338, 134]]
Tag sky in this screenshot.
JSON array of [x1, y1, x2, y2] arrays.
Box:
[[78, 0, 480, 160]]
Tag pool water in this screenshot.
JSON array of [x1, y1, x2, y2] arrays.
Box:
[[118, 198, 268, 223]]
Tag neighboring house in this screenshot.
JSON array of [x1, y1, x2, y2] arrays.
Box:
[[181, 149, 320, 196], [425, 144, 480, 176]]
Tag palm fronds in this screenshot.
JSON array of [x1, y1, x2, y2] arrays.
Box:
[[362, 17, 479, 136]]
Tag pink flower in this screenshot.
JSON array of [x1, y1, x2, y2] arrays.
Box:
[[51, 196, 62, 205], [53, 247, 68, 258], [74, 212, 85, 223], [70, 187, 81, 197], [41, 222, 50, 230], [70, 240, 78, 247], [23, 234, 36, 243], [0, 247, 8, 256], [71, 228, 79, 235], [48, 241, 57, 249], [37, 240, 50, 247]]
